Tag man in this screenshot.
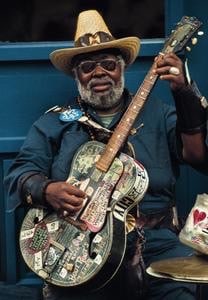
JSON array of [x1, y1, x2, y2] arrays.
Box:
[[4, 9, 208, 300]]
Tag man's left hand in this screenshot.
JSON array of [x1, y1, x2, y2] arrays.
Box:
[[154, 53, 186, 91]]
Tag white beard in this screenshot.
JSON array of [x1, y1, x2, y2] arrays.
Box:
[[75, 74, 125, 110]]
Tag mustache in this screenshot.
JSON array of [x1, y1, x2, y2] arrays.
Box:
[[87, 76, 115, 89]]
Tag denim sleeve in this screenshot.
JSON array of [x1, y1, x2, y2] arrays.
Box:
[[4, 111, 66, 212]]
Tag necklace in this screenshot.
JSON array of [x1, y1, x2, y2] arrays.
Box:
[[77, 96, 112, 142]]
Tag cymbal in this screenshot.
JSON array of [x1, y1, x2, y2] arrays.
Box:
[[146, 255, 208, 283]]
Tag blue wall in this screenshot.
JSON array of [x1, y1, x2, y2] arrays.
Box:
[[0, 0, 207, 291]]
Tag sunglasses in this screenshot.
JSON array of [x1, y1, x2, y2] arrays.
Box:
[[77, 58, 120, 74]]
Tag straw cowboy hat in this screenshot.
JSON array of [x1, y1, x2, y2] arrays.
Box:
[[50, 10, 140, 76]]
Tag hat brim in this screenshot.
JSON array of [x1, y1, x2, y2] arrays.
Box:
[[50, 36, 140, 76]]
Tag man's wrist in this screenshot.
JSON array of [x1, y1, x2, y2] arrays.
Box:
[[18, 172, 55, 207], [172, 83, 207, 135]]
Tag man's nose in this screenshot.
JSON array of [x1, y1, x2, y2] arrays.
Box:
[[92, 64, 106, 76]]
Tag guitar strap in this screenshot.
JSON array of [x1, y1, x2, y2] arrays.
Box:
[[78, 115, 112, 138]]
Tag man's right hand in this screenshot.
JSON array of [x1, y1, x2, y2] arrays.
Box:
[[45, 181, 86, 216]]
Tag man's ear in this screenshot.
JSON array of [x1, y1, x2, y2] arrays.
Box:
[[72, 69, 76, 77], [72, 68, 77, 79]]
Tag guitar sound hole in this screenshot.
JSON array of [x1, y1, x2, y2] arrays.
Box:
[[90, 251, 97, 259], [89, 232, 97, 259], [33, 217, 39, 224]]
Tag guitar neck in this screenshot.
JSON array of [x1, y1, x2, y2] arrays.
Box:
[[96, 63, 158, 172]]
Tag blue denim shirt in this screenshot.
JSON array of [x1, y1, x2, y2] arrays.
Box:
[[5, 90, 182, 214]]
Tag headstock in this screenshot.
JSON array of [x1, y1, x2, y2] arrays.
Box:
[[162, 16, 203, 54]]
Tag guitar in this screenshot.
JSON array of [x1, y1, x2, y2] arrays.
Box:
[[19, 16, 202, 289]]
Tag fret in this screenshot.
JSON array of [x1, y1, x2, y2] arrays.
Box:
[[137, 95, 146, 100], [142, 87, 150, 92]]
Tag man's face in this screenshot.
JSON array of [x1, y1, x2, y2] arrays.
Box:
[[74, 52, 125, 111]]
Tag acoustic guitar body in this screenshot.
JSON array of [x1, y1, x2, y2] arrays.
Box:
[[20, 141, 149, 288]]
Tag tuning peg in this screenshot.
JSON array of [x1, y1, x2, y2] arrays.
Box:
[[197, 31, 204, 36], [186, 46, 191, 52], [191, 37, 198, 45]]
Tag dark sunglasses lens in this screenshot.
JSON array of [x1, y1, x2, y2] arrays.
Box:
[[101, 60, 117, 71], [80, 61, 96, 73], [79, 59, 118, 73]]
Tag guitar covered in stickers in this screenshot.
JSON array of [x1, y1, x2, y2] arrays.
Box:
[[19, 16, 202, 289]]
